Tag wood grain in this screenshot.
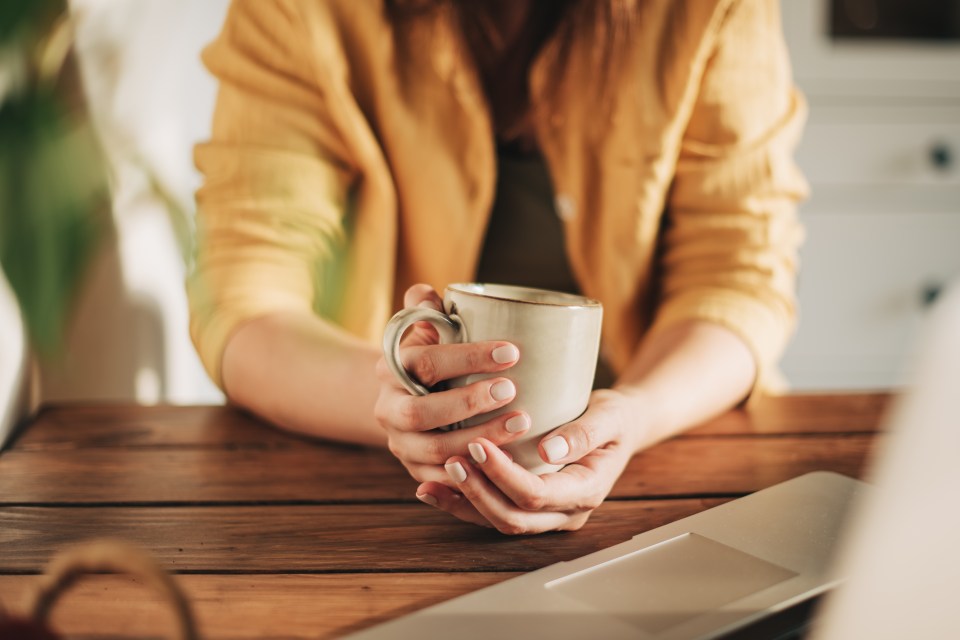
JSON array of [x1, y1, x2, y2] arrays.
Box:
[[0, 500, 727, 574], [617, 433, 878, 496], [686, 393, 891, 436], [0, 446, 416, 504], [0, 573, 519, 639], [0, 435, 878, 504], [10, 394, 890, 453], [0, 396, 887, 639], [11, 405, 300, 451]]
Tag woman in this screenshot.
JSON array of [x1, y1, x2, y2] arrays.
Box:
[[189, 0, 807, 534]]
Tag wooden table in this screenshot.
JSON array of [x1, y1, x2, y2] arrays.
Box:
[[0, 394, 888, 638]]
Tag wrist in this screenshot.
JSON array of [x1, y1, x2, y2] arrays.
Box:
[[593, 385, 662, 455]]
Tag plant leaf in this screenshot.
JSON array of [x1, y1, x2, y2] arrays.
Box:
[[0, 88, 109, 355]]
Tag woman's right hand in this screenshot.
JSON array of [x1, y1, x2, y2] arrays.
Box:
[[374, 284, 531, 486]]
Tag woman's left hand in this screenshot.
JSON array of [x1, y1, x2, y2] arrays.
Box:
[[414, 388, 647, 534]]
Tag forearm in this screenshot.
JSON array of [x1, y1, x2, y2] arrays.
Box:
[[614, 320, 757, 451], [221, 311, 387, 447]]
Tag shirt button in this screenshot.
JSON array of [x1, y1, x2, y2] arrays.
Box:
[[555, 193, 576, 221]]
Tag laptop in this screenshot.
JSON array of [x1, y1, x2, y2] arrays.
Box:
[[349, 282, 960, 640], [811, 281, 960, 639]]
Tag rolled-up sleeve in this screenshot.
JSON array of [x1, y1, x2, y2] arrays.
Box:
[[188, 0, 356, 388], [649, 0, 809, 394]]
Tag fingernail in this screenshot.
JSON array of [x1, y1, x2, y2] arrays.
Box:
[[445, 461, 467, 483], [490, 379, 516, 402], [418, 300, 442, 311], [505, 414, 530, 433], [491, 344, 519, 364], [417, 492, 438, 507], [468, 442, 487, 464], [543, 436, 569, 463]]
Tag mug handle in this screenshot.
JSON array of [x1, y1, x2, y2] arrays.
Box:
[[382, 307, 466, 396]]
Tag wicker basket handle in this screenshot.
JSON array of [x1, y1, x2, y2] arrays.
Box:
[[29, 539, 198, 640]]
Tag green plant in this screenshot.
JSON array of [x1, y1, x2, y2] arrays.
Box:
[[0, 0, 110, 356]]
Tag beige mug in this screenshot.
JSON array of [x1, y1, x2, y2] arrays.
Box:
[[382, 283, 602, 474]]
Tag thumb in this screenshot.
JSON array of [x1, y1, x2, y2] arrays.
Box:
[[538, 412, 609, 466]]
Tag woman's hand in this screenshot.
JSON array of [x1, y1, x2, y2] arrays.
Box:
[[413, 388, 647, 534], [374, 284, 533, 486]]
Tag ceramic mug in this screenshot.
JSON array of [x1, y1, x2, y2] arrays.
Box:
[[382, 283, 602, 474]]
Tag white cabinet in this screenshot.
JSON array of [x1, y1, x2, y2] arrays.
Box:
[[782, 210, 960, 389], [798, 107, 960, 188], [778, 3, 960, 390], [780, 1, 960, 99]]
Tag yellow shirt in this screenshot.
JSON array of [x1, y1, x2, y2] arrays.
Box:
[[189, 0, 808, 393]]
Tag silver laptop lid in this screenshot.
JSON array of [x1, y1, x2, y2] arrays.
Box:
[[349, 471, 866, 640], [813, 282, 960, 639]]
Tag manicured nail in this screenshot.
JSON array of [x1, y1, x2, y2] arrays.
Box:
[[468, 442, 487, 464], [543, 436, 569, 463], [417, 493, 438, 507], [445, 461, 467, 483], [505, 414, 530, 434], [490, 379, 516, 402], [491, 344, 520, 364]]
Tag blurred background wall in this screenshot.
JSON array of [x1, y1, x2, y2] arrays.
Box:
[[1, 0, 228, 444], [1, 0, 959, 444], [40, 0, 229, 405], [779, 1, 960, 389]]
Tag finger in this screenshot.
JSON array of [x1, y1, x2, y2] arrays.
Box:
[[442, 457, 573, 535], [404, 284, 443, 311], [376, 376, 517, 432], [394, 285, 445, 347], [385, 411, 530, 465], [402, 320, 441, 348], [467, 438, 607, 512], [415, 482, 494, 529], [398, 341, 520, 389], [538, 409, 619, 466], [400, 461, 457, 487]]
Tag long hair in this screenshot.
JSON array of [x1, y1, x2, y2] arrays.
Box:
[[384, 0, 637, 118]]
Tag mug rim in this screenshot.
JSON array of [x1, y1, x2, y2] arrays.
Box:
[[447, 283, 602, 309]]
